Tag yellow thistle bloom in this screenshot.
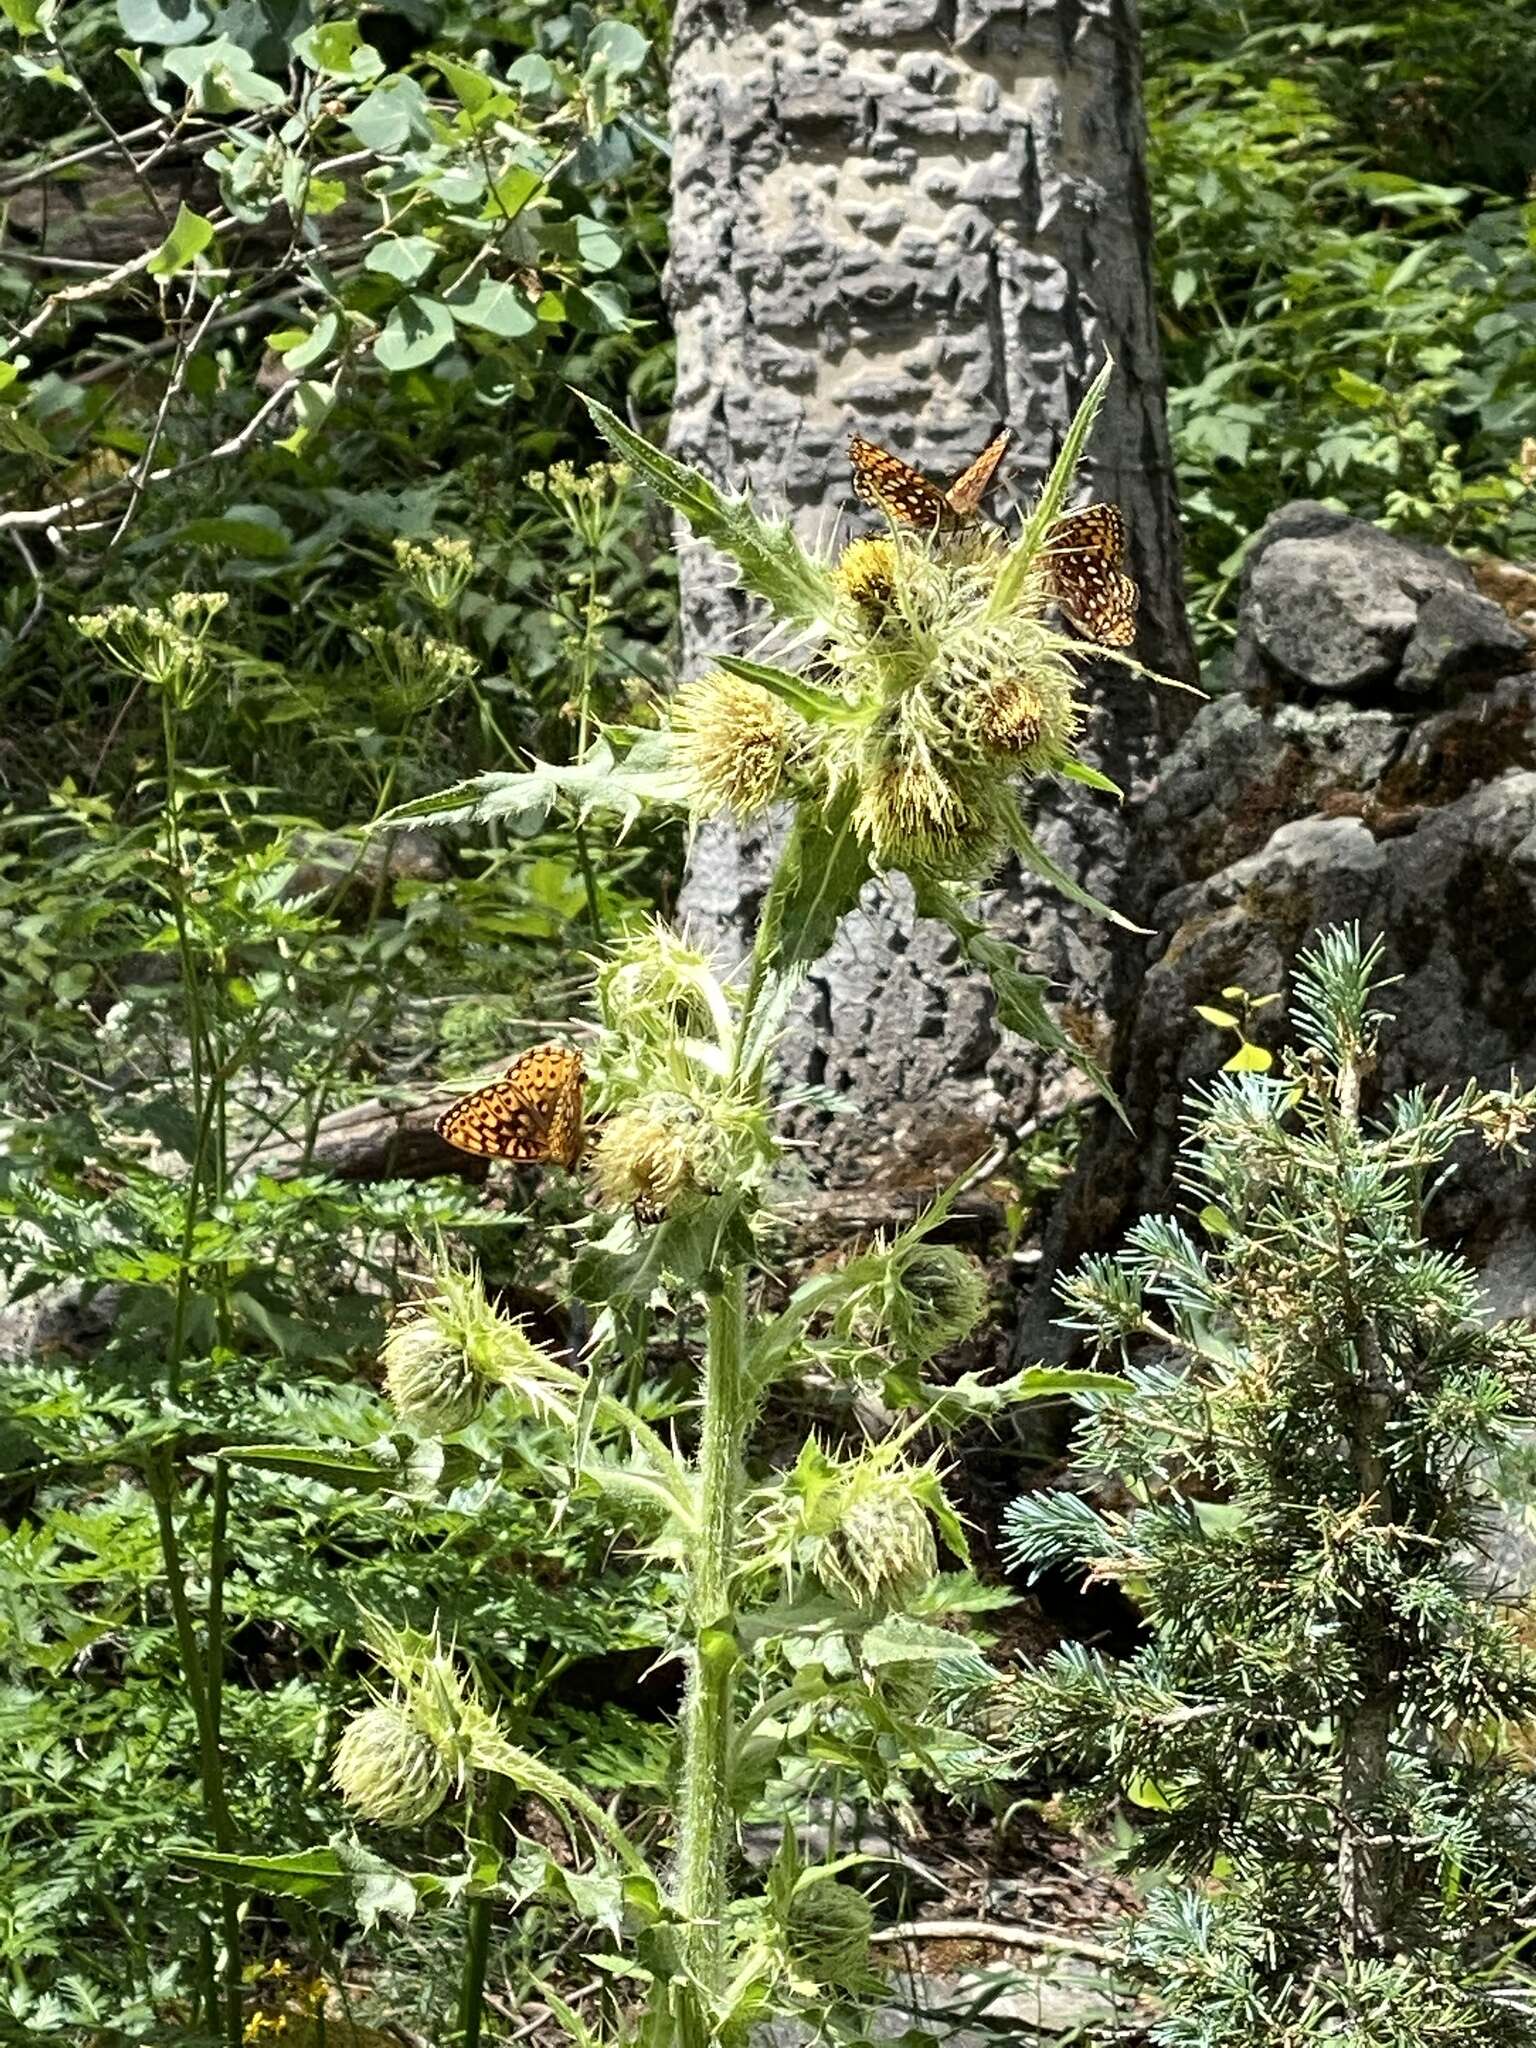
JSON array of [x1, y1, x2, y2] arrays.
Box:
[[853, 746, 1007, 880], [836, 536, 898, 615], [974, 672, 1046, 756], [671, 669, 806, 820], [592, 1105, 712, 1219]]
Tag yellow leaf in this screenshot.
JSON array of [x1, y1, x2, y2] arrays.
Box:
[[1223, 1042, 1273, 1073]]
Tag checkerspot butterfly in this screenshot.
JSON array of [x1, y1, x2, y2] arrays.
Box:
[[436, 1043, 585, 1166], [849, 426, 1011, 531], [1043, 503, 1139, 648]]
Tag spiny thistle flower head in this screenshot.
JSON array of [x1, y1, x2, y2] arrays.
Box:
[[672, 668, 809, 821], [822, 1474, 939, 1607], [75, 591, 229, 701], [381, 1303, 483, 1434], [591, 1100, 720, 1220], [783, 1878, 875, 1984], [392, 535, 475, 613], [843, 1240, 989, 1365], [814, 531, 1084, 880], [595, 921, 734, 1050], [836, 536, 898, 616], [850, 712, 1015, 878], [332, 1615, 491, 1830], [330, 1701, 452, 1828], [753, 1439, 955, 1610], [380, 1259, 562, 1432]]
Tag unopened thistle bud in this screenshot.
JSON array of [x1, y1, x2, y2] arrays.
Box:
[[672, 669, 807, 821], [855, 1243, 988, 1364], [837, 536, 898, 617], [381, 1304, 483, 1433], [824, 1483, 938, 1607], [331, 1702, 452, 1827], [784, 1879, 875, 1983], [595, 923, 732, 1047], [380, 1263, 558, 1431], [592, 1103, 715, 1220]]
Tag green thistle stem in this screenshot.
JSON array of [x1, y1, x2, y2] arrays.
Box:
[[675, 1268, 748, 1996]]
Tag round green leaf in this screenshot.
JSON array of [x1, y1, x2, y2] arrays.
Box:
[[447, 277, 537, 339], [374, 295, 455, 372], [146, 201, 215, 277], [116, 0, 208, 45], [584, 21, 648, 79], [364, 235, 439, 285]]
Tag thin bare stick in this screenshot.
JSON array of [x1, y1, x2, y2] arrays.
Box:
[[8, 210, 235, 348], [3, 374, 299, 537], [872, 1919, 1124, 1966], [107, 285, 226, 547], [9, 530, 45, 647], [0, 118, 162, 195]]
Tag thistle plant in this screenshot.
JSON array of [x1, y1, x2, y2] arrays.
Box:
[[1002, 928, 1536, 2046], [320, 365, 1155, 2044]]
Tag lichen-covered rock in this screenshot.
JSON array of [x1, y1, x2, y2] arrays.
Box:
[[1232, 501, 1526, 706]]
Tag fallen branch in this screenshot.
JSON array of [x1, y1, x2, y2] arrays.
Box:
[[1, 372, 300, 534], [872, 1919, 1125, 1967]]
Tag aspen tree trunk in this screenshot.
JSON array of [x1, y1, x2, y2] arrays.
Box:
[[667, 0, 1194, 1188]]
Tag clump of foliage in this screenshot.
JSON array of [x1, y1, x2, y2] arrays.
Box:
[[239, 370, 1156, 2047], [0, 5, 679, 2041], [1003, 928, 1536, 2044], [1144, 2, 1536, 656]]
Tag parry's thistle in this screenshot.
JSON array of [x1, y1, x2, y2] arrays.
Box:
[[783, 1878, 875, 1984], [381, 1303, 484, 1433], [380, 1260, 570, 1432], [591, 1102, 717, 1220], [330, 1702, 452, 1828], [847, 1241, 989, 1366], [672, 668, 808, 820], [823, 1481, 939, 1607], [594, 921, 735, 1050], [836, 535, 898, 616]]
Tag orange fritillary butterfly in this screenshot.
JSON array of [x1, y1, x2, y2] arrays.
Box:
[[436, 1042, 585, 1167], [1043, 503, 1139, 648], [849, 425, 1011, 532]]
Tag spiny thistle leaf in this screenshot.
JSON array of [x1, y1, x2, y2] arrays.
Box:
[[755, 788, 872, 979], [372, 736, 688, 834], [580, 393, 842, 628], [985, 356, 1114, 622], [1008, 814, 1149, 934], [913, 879, 1130, 1130]]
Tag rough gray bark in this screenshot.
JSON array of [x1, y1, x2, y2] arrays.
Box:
[[667, 0, 1194, 1188]]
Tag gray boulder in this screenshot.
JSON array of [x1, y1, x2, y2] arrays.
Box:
[[1232, 501, 1525, 706]]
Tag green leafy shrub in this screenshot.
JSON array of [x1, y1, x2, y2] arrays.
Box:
[[1145, 4, 1536, 659]]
